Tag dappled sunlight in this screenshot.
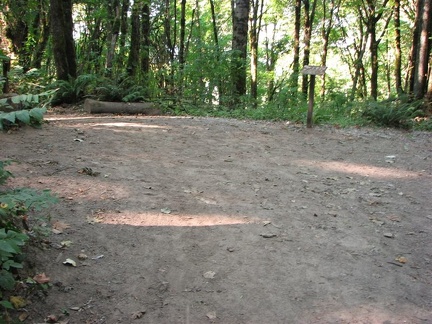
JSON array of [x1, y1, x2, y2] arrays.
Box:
[[297, 160, 421, 179], [96, 210, 256, 227]]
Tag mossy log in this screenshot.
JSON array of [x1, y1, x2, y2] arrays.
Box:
[[84, 99, 161, 115]]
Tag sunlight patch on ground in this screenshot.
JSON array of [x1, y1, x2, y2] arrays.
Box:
[[96, 211, 254, 227], [91, 122, 166, 129], [306, 303, 427, 323], [297, 160, 421, 179]]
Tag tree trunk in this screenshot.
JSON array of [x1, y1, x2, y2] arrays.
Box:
[[127, 1, 141, 76], [231, 0, 250, 101], [249, 0, 264, 107], [394, 0, 403, 95], [290, 0, 301, 92], [409, 0, 432, 100], [363, 0, 390, 100], [50, 0, 77, 80], [209, 0, 223, 103], [320, 0, 340, 98], [105, 0, 121, 74], [301, 0, 318, 96], [141, 2, 151, 75]]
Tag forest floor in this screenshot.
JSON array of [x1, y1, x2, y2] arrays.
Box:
[[2, 108, 432, 324]]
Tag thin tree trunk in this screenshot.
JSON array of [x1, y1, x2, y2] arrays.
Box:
[[290, 0, 301, 92], [394, 0, 403, 95], [209, 0, 223, 102], [320, 0, 340, 98], [105, 0, 121, 74], [249, 0, 264, 106], [141, 2, 151, 75], [301, 0, 318, 96]]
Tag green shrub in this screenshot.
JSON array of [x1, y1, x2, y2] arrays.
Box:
[[0, 161, 58, 315]]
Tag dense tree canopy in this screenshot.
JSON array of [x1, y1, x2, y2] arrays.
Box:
[[0, 0, 431, 111]]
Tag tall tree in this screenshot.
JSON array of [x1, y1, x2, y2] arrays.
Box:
[[231, 0, 250, 101], [249, 0, 264, 106], [141, 1, 151, 75], [408, 0, 432, 100], [361, 0, 391, 100], [289, 0, 301, 93], [393, 0, 403, 95], [301, 0, 318, 96], [320, 0, 341, 98], [127, 0, 141, 76], [105, 0, 121, 74], [50, 0, 76, 80]]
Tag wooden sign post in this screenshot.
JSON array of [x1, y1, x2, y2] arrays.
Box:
[[301, 65, 327, 128]]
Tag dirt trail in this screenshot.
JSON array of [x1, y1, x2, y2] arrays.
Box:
[[2, 113, 432, 323]]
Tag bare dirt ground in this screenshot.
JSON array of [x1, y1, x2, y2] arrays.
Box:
[[2, 110, 432, 324]]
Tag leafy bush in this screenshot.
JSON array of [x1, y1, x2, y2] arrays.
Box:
[[0, 161, 58, 314], [0, 90, 55, 131]]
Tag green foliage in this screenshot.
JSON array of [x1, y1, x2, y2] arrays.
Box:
[[0, 89, 54, 130], [0, 161, 58, 313], [0, 107, 47, 131], [7, 67, 49, 94], [50, 74, 99, 104], [50, 74, 150, 104], [361, 97, 424, 129]]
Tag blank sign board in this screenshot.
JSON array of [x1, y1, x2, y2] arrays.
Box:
[[301, 65, 327, 75]]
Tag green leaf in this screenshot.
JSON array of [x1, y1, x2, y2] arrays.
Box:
[[0, 300, 14, 310], [0, 270, 15, 290], [0, 112, 16, 123], [2, 260, 23, 270], [15, 110, 30, 124], [0, 241, 18, 254], [29, 107, 46, 121]]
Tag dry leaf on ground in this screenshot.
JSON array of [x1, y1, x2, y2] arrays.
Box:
[[33, 273, 50, 284]]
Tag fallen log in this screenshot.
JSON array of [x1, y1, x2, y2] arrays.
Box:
[[84, 99, 161, 115]]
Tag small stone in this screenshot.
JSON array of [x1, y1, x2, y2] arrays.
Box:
[[206, 311, 217, 319], [383, 233, 394, 238]]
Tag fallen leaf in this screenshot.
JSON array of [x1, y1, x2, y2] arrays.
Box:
[[63, 258, 77, 267], [91, 254, 104, 260], [396, 256, 408, 264], [86, 215, 102, 224], [61, 240, 73, 248], [131, 311, 146, 319], [18, 312, 29, 321], [33, 273, 50, 284], [206, 311, 217, 319], [45, 314, 58, 323], [387, 215, 401, 222], [52, 220, 70, 234], [9, 296, 26, 309], [203, 271, 216, 279]]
